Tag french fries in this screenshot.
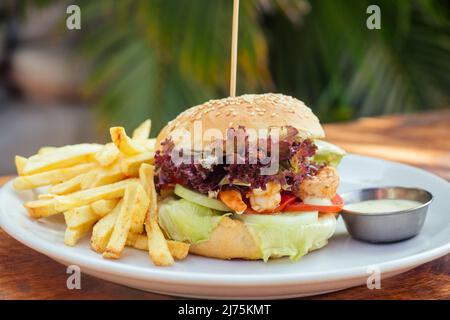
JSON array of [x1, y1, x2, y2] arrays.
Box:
[[103, 183, 139, 259], [65, 224, 93, 246], [110, 127, 147, 155], [129, 183, 150, 234], [64, 200, 120, 246], [81, 163, 125, 189], [91, 200, 122, 253], [54, 179, 133, 211], [14, 119, 187, 265], [25, 199, 59, 219], [49, 174, 84, 195], [94, 143, 120, 167], [126, 233, 189, 260], [120, 151, 154, 176], [15, 156, 27, 175], [38, 193, 55, 200], [90, 199, 119, 216], [22, 143, 102, 175], [132, 119, 151, 140], [13, 163, 96, 190], [139, 164, 174, 266], [38, 146, 57, 155]]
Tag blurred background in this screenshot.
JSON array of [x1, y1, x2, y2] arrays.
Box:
[[0, 0, 449, 174]]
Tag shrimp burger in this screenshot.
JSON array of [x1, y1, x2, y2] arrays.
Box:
[[155, 93, 345, 261]]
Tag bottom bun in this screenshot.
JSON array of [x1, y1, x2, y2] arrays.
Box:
[[189, 213, 336, 260]]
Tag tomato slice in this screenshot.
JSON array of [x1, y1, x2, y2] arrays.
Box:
[[284, 195, 344, 213], [244, 193, 297, 214]]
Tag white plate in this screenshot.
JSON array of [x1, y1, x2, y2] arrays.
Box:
[[1, 154, 449, 299]]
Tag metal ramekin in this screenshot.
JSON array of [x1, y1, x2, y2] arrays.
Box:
[[339, 187, 433, 243]]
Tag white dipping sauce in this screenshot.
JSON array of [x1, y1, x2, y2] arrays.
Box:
[[344, 199, 422, 214]]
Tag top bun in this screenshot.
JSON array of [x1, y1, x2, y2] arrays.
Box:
[[156, 93, 325, 150]]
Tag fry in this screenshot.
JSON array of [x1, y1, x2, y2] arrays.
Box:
[[120, 152, 154, 176], [81, 163, 125, 189], [132, 119, 151, 140], [103, 183, 138, 259], [91, 200, 122, 253], [126, 233, 189, 260], [79, 169, 95, 189], [129, 183, 150, 234], [139, 164, 174, 266], [95, 143, 120, 167], [38, 146, 57, 155], [125, 232, 147, 249], [13, 163, 96, 190], [167, 240, 190, 260], [64, 223, 94, 246], [38, 193, 55, 200], [22, 143, 102, 175], [54, 179, 134, 211], [110, 127, 146, 155], [24, 199, 59, 219], [64, 205, 98, 229], [49, 174, 83, 195], [15, 156, 27, 176], [90, 199, 119, 217]]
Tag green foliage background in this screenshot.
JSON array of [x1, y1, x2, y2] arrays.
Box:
[[5, 0, 450, 134]]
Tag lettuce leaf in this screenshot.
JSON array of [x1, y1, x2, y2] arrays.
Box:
[[312, 140, 346, 167], [158, 198, 228, 244], [236, 213, 336, 262]]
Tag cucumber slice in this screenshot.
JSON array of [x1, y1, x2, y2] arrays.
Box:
[[174, 184, 230, 211]]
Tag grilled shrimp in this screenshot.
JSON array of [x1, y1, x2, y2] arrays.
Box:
[[297, 166, 339, 200], [247, 182, 281, 212], [218, 189, 247, 214]]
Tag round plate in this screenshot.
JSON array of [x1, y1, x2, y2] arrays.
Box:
[[1, 154, 449, 299]]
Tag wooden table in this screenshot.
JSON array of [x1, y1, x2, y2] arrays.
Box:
[[1, 111, 449, 300]]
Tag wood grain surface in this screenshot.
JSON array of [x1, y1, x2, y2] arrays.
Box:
[[1, 110, 449, 300]]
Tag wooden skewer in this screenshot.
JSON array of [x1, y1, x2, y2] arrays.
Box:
[[229, 0, 239, 97]]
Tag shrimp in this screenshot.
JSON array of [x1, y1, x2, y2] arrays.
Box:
[[218, 189, 247, 214], [247, 182, 281, 212], [297, 166, 339, 200]]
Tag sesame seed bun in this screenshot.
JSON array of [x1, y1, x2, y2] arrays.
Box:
[[156, 93, 325, 150]]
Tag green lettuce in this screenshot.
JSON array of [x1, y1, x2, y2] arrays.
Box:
[[313, 140, 346, 167], [236, 213, 336, 262], [158, 198, 228, 244]]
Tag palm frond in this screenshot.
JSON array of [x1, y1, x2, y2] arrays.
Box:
[[14, 0, 448, 129]]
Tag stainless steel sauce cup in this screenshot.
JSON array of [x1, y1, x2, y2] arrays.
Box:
[[339, 187, 433, 243]]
